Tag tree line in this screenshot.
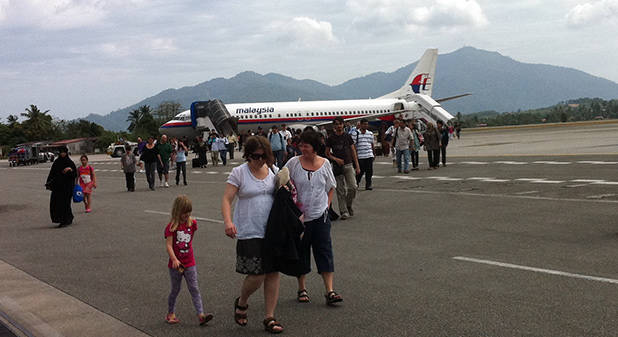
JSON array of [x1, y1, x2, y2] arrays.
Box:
[[456, 98, 618, 128], [1, 102, 183, 156]]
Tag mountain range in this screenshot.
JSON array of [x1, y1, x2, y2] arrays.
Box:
[[84, 47, 618, 131]]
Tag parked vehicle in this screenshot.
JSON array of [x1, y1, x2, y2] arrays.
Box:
[[38, 151, 56, 163], [107, 141, 137, 158], [8, 146, 37, 166]]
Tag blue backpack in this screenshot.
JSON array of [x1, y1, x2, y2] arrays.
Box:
[[73, 184, 84, 203]]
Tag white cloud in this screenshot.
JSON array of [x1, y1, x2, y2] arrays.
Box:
[[273, 17, 339, 48], [566, 0, 618, 27], [93, 37, 177, 58], [0, 0, 148, 30], [347, 0, 488, 33], [0, 0, 9, 22], [98, 43, 132, 58], [149, 38, 177, 54]]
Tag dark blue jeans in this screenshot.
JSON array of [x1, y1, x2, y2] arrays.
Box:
[[299, 212, 334, 274]]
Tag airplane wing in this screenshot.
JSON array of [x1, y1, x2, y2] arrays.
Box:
[[435, 93, 472, 103]]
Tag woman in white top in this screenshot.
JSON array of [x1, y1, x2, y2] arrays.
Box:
[[221, 136, 283, 334], [284, 130, 342, 306]]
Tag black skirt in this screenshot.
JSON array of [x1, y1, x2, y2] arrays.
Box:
[[236, 238, 276, 275]]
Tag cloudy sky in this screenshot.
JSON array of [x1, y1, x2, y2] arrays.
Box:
[[1, 0, 617, 120]]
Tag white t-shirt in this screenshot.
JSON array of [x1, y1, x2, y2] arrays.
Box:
[[226, 163, 278, 239], [284, 156, 337, 222], [281, 130, 292, 142]]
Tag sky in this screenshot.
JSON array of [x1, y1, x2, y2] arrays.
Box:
[[1, 0, 618, 121]]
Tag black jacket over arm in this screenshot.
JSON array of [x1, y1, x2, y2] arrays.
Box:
[[264, 186, 304, 277]]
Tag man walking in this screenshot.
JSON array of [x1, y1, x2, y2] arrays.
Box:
[[326, 117, 360, 220], [281, 124, 293, 164], [354, 118, 375, 190], [392, 119, 413, 173], [437, 120, 449, 167], [269, 125, 286, 168], [156, 134, 173, 187]]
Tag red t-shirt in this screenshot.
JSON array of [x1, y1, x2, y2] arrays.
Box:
[[164, 219, 198, 269]]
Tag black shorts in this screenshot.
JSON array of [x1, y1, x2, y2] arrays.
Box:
[[236, 238, 276, 275], [157, 161, 170, 174]]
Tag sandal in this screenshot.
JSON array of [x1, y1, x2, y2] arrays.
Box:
[[234, 297, 248, 326], [297, 289, 310, 303], [325, 290, 343, 306], [263, 317, 284, 334], [165, 313, 180, 324], [198, 312, 214, 326]]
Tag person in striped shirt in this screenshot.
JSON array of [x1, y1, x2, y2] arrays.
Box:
[[354, 119, 375, 190]]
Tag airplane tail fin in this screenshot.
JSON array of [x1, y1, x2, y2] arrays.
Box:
[[379, 48, 438, 99]]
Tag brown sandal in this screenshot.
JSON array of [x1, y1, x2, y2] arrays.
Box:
[[325, 290, 343, 306], [234, 297, 248, 326], [263, 317, 283, 334], [297, 289, 310, 303]]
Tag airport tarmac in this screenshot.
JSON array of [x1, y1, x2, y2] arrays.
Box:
[[0, 122, 616, 337]]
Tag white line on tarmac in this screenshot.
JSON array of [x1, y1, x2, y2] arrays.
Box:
[[533, 161, 571, 165], [427, 177, 464, 181], [513, 190, 539, 195], [571, 179, 606, 183], [377, 188, 618, 204], [493, 161, 528, 165], [586, 194, 617, 199], [452, 256, 618, 285], [144, 210, 224, 223], [577, 161, 618, 164]]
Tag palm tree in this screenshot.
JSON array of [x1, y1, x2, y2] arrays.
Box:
[[7, 115, 19, 126], [127, 105, 155, 134], [21, 105, 53, 140]]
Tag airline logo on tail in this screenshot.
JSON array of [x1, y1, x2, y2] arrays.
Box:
[[410, 73, 431, 94]]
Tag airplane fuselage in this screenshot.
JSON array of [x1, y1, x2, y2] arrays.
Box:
[[160, 98, 412, 138]]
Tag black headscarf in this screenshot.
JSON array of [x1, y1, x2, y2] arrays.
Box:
[[46, 147, 77, 192]]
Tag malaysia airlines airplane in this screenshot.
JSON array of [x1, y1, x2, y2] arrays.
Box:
[[159, 49, 461, 138]]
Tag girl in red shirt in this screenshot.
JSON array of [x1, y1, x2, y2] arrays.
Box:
[[78, 155, 96, 213], [164, 195, 213, 326]]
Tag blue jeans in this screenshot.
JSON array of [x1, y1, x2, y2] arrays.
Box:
[[396, 149, 411, 171], [219, 150, 227, 165]]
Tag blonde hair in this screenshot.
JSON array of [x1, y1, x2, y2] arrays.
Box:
[[169, 195, 193, 232]]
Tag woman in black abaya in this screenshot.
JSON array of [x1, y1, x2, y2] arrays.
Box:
[[46, 147, 77, 227]]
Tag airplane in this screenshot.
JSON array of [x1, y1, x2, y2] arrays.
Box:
[[159, 48, 466, 138]]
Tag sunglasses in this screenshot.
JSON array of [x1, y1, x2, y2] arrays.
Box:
[[248, 153, 266, 160]]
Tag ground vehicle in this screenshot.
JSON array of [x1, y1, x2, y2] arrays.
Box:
[[38, 151, 55, 163], [8, 146, 37, 166], [107, 142, 137, 158]]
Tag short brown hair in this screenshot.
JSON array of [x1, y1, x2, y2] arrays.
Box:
[[243, 136, 275, 167]]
